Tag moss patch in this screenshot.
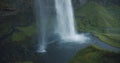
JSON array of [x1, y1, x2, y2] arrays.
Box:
[[11, 24, 36, 42]]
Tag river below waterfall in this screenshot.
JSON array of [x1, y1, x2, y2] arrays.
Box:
[[38, 33, 120, 63]]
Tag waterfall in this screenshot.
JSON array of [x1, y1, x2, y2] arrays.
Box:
[[35, 0, 89, 53], [55, 0, 81, 41], [35, 0, 53, 53]]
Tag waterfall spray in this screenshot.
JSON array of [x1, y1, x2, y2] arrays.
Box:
[[55, 0, 88, 42], [35, 0, 51, 53]]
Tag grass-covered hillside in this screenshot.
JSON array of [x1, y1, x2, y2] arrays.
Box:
[[69, 46, 120, 63], [70, 1, 120, 63], [75, 1, 120, 47]]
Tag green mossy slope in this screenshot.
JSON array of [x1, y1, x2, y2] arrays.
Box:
[[69, 46, 120, 63], [75, 1, 120, 47]]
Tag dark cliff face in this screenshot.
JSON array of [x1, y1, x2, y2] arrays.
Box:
[[0, 1, 36, 63]]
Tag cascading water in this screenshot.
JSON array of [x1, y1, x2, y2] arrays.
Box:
[[55, 0, 87, 42], [55, 0, 76, 39], [35, 0, 89, 53], [34, 0, 54, 53], [35, 0, 47, 53]]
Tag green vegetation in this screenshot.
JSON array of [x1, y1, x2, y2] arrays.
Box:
[[75, 1, 120, 47], [72, 2, 120, 62], [69, 46, 120, 63], [95, 33, 120, 48], [71, 2, 120, 62], [11, 24, 36, 42]]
